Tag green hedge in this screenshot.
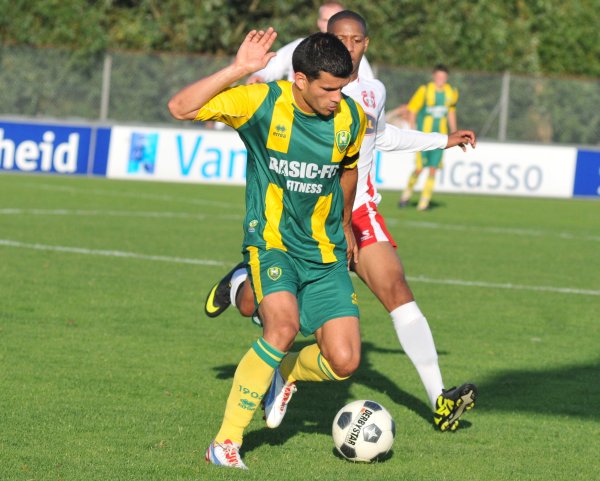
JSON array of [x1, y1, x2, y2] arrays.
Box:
[[2, 0, 599, 77]]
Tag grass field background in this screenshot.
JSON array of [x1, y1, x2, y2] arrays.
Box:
[[1, 173, 598, 481]]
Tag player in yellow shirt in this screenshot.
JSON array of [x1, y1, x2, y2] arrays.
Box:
[[169, 29, 366, 469], [399, 64, 459, 211], [205, 12, 477, 436]]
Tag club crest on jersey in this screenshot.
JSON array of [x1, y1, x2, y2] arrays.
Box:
[[335, 130, 351, 153], [267, 266, 282, 281], [362, 90, 376, 108]]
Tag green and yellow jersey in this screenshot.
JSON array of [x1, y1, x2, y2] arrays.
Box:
[[407, 82, 458, 134], [195, 80, 367, 264]]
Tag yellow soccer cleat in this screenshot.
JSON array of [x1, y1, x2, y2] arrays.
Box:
[[434, 383, 478, 432], [204, 262, 246, 318]]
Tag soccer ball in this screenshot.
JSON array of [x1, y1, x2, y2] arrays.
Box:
[[332, 400, 395, 462]]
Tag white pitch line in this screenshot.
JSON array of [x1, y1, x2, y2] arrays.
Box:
[[385, 218, 600, 242], [1, 207, 598, 243], [0, 208, 243, 222], [6, 176, 599, 231], [1, 238, 598, 297], [406, 275, 600, 297], [9, 180, 597, 241], [0, 239, 227, 267], [16, 182, 244, 209], [0, 208, 204, 219]]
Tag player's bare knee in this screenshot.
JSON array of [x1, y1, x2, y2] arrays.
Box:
[[330, 360, 359, 379], [263, 323, 299, 352], [328, 349, 361, 379]]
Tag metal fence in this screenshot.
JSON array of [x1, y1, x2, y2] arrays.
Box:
[[1, 45, 599, 145]]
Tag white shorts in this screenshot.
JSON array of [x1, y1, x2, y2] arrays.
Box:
[[351, 201, 397, 249]]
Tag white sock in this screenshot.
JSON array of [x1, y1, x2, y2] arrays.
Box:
[[391, 301, 444, 409], [229, 268, 248, 306]]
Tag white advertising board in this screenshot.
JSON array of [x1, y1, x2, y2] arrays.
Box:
[[375, 142, 578, 198], [106, 126, 578, 198], [106, 125, 248, 184]]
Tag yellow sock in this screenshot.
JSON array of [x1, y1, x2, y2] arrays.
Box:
[[419, 175, 436, 208], [280, 343, 349, 382], [402, 170, 420, 202], [215, 337, 285, 445]]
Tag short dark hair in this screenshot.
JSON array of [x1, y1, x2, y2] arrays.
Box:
[[433, 64, 449, 74], [292, 32, 353, 80], [327, 10, 368, 36]]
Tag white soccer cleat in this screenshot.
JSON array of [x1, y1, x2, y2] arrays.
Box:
[[205, 439, 248, 469], [263, 368, 297, 428]]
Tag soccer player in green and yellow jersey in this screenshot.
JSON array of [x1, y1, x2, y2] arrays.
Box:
[[169, 29, 366, 469], [399, 64, 459, 211]]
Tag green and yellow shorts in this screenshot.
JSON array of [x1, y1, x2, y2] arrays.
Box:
[[243, 247, 359, 336], [416, 148, 444, 169]]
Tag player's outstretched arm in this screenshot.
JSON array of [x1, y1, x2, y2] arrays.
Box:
[[445, 130, 476, 152], [168, 28, 278, 120], [377, 123, 447, 153]]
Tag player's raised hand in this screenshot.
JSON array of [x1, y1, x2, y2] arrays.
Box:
[[168, 27, 277, 120], [446, 130, 477, 151], [234, 28, 278, 75]]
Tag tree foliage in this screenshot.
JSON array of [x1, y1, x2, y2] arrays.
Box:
[[1, 0, 599, 144], [1, 0, 599, 77]]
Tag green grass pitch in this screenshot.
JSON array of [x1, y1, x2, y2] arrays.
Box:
[[1, 173, 599, 481]]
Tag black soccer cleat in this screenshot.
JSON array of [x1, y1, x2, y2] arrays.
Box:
[[433, 383, 478, 432], [204, 262, 246, 318]]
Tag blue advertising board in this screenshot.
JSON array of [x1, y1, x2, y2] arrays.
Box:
[[92, 127, 112, 176], [573, 150, 600, 197], [0, 121, 111, 176]]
